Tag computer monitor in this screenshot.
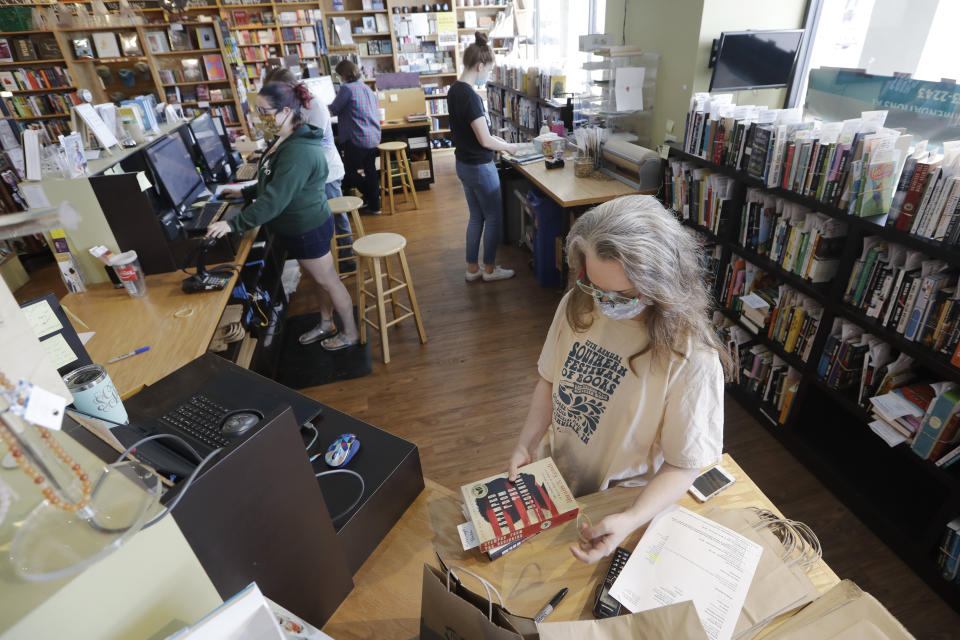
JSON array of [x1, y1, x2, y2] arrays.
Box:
[[189, 112, 229, 180], [144, 133, 207, 219], [708, 29, 804, 92]]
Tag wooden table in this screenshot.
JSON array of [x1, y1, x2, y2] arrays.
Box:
[[510, 158, 642, 208], [322, 453, 840, 639], [59, 231, 256, 398]]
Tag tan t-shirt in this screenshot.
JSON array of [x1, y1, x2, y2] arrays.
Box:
[[537, 292, 724, 497]]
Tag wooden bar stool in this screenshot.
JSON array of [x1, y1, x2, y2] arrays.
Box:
[[327, 195, 366, 278], [377, 141, 420, 215], [353, 232, 426, 364]]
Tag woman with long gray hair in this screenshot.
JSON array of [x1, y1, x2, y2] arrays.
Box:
[[505, 195, 732, 563]]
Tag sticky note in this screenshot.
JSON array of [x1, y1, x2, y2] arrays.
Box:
[[389, 94, 398, 103]]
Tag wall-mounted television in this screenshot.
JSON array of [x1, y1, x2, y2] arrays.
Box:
[[709, 29, 805, 92]]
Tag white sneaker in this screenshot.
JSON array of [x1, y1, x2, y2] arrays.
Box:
[[482, 266, 515, 282], [465, 268, 483, 282]]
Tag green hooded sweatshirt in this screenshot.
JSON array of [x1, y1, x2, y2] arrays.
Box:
[[228, 124, 331, 237]]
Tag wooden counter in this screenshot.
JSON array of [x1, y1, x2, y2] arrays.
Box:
[[510, 158, 641, 208], [322, 453, 840, 639], [59, 231, 256, 398]]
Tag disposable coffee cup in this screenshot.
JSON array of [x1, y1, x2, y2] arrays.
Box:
[[109, 250, 147, 298], [63, 364, 128, 425]]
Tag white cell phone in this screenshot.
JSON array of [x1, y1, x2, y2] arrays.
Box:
[[688, 464, 736, 502]]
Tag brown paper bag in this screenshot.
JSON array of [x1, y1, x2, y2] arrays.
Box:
[[703, 507, 822, 639], [420, 563, 527, 640], [536, 601, 709, 640], [762, 580, 915, 639]]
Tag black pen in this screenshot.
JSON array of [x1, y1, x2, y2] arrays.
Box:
[[534, 587, 568, 623]]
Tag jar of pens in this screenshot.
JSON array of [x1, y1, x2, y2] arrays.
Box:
[[572, 126, 606, 178]]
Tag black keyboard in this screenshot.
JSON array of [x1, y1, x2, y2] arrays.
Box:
[[159, 394, 230, 450], [183, 201, 228, 233]]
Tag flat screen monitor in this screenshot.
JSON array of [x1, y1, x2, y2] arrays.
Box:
[[144, 133, 206, 217], [189, 112, 227, 173], [709, 30, 804, 92]]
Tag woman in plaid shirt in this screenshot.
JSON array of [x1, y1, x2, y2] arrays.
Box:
[[330, 60, 382, 214]]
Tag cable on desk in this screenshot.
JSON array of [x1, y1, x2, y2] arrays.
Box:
[[303, 423, 318, 451], [140, 448, 222, 529], [315, 469, 365, 523]]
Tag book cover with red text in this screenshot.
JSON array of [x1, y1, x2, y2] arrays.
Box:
[[460, 457, 578, 553]]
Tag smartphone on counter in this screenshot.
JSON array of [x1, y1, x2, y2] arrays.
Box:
[[688, 464, 735, 502]]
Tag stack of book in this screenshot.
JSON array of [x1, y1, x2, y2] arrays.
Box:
[[938, 517, 960, 582], [457, 457, 578, 561], [682, 95, 958, 227], [868, 381, 960, 465], [738, 190, 848, 283], [886, 144, 960, 243], [843, 238, 959, 360], [715, 312, 802, 424], [663, 160, 735, 236]]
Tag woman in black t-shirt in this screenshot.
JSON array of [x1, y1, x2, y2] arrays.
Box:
[[446, 32, 518, 283]]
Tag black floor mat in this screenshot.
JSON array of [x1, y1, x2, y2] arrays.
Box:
[[275, 311, 371, 389]]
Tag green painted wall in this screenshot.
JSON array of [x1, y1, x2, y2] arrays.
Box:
[[607, 0, 807, 147]]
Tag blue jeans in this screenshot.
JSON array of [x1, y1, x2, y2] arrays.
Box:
[[456, 160, 502, 265], [325, 180, 354, 264]]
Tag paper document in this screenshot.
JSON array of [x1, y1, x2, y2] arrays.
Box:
[[615, 67, 645, 112], [868, 419, 908, 447], [21, 184, 50, 209], [21, 300, 62, 338], [609, 506, 763, 640], [457, 521, 480, 550], [39, 333, 78, 369]]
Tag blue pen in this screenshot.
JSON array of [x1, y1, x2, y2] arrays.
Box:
[[106, 346, 151, 364]]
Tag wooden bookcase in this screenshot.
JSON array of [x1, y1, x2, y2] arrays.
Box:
[[665, 145, 960, 613]]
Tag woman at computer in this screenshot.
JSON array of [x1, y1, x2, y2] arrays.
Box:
[[264, 68, 356, 335], [504, 195, 731, 563], [208, 81, 359, 351]]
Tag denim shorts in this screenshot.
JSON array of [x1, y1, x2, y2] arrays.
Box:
[[277, 217, 335, 260]]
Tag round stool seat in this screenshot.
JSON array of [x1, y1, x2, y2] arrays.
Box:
[[377, 141, 408, 151], [353, 232, 406, 258], [327, 195, 364, 214]]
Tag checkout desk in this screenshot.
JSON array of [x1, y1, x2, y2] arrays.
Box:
[[322, 453, 841, 639]]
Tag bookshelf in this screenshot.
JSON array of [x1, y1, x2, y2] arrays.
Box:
[[664, 144, 960, 612]]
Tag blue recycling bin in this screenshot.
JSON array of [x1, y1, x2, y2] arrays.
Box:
[[526, 188, 564, 287]]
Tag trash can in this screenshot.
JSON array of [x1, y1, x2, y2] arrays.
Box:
[[526, 188, 564, 287]]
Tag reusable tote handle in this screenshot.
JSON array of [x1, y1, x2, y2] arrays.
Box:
[[446, 565, 504, 621]]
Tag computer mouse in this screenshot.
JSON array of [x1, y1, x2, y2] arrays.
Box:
[[221, 411, 261, 437], [324, 433, 359, 468]]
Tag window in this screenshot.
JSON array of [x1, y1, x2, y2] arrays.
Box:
[[522, 0, 605, 93]]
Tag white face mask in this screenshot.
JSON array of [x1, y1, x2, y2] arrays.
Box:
[[595, 296, 650, 320]]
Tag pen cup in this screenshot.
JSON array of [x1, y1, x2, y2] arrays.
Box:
[[109, 250, 147, 298], [63, 364, 128, 425]]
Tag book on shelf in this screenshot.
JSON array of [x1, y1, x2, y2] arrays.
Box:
[[196, 84, 209, 101], [203, 55, 226, 81], [460, 457, 578, 553], [119, 32, 142, 57], [165, 86, 181, 104], [12, 37, 37, 62], [181, 58, 203, 82], [92, 32, 122, 59], [71, 37, 94, 59], [144, 30, 171, 54], [0, 39, 12, 64], [195, 26, 217, 50], [937, 517, 960, 581], [169, 27, 196, 52], [911, 386, 960, 459]]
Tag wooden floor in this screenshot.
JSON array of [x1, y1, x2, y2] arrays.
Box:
[[17, 151, 960, 636]]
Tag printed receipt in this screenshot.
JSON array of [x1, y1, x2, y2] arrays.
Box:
[[609, 506, 762, 640]]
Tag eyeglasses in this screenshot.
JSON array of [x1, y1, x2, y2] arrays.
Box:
[[576, 268, 639, 305]]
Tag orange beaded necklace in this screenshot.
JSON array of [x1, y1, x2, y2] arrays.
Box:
[[0, 373, 92, 512]]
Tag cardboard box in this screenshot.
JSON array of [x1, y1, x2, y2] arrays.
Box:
[[410, 160, 431, 180]]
